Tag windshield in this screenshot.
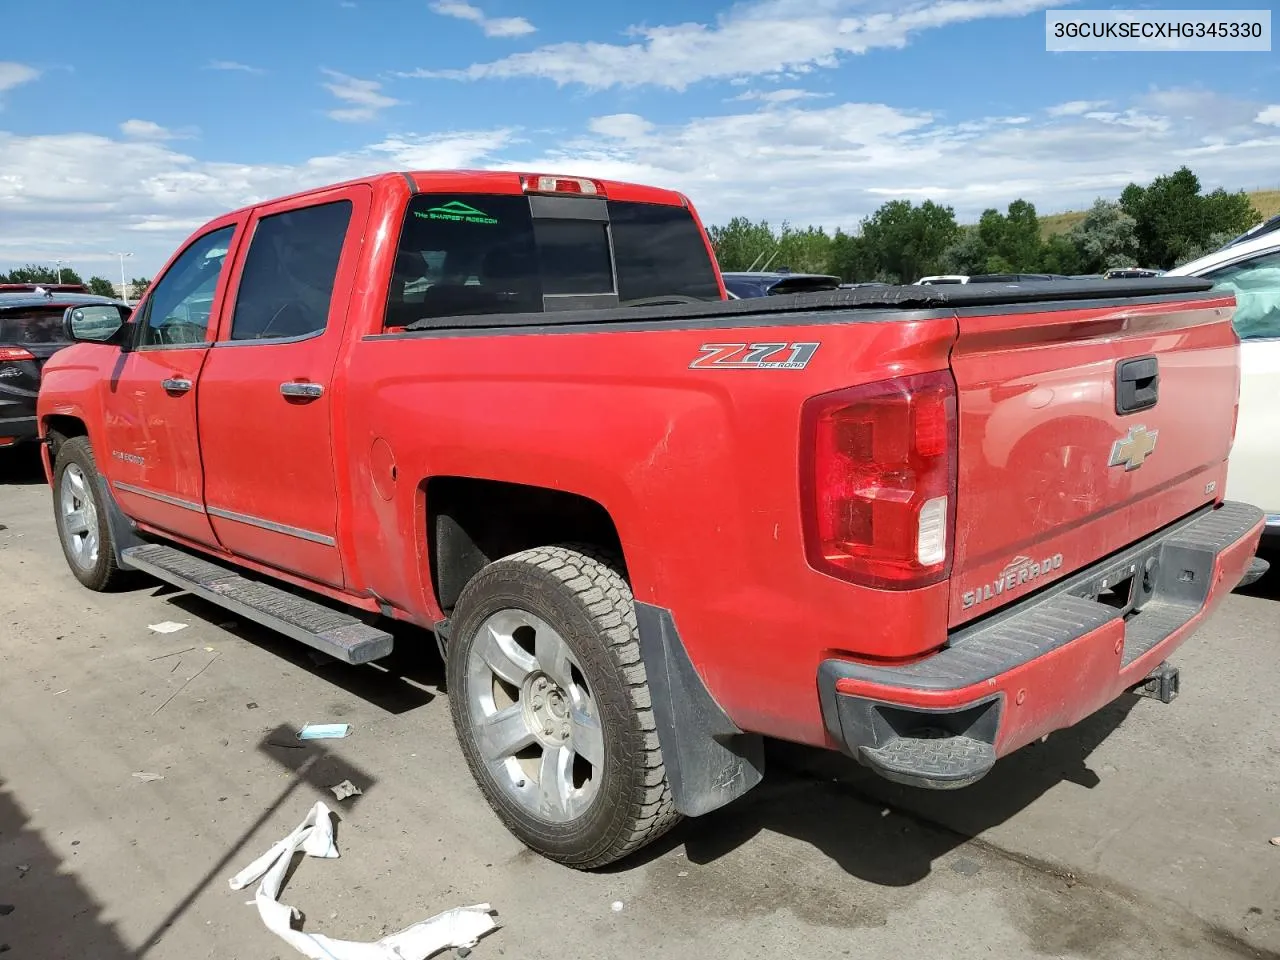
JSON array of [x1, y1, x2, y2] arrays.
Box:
[[386, 194, 721, 327], [0, 306, 71, 344]]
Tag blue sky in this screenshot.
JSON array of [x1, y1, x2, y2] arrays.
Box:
[[2, 0, 1277, 276]]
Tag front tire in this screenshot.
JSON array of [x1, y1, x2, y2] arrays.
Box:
[[447, 545, 681, 869], [53, 437, 131, 591]]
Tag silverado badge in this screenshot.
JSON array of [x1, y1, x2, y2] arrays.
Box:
[[1109, 424, 1159, 472], [962, 553, 1065, 610]]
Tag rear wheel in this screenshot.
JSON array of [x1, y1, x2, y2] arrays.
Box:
[[53, 437, 132, 591], [447, 545, 681, 869]]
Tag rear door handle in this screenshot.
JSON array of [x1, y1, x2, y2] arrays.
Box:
[[161, 378, 192, 394], [280, 381, 324, 399]]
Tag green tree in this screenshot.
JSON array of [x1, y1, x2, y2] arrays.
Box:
[[3, 263, 84, 285], [1173, 230, 1238, 268], [706, 217, 778, 272], [1065, 199, 1139, 273], [1038, 234, 1085, 275], [774, 223, 833, 275], [86, 276, 118, 298], [828, 229, 876, 282], [858, 199, 960, 283], [972, 199, 1044, 273], [128, 277, 152, 300], [938, 226, 987, 275], [1120, 167, 1259, 269]]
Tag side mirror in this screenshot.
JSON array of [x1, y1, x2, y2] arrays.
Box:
[[62, 304, 130, 345]]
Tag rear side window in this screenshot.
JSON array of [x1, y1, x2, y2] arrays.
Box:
[[609, 201, 721, 303], [386, 193, 722, 328], [0, 307, 69, 344], [231, 200, 353, 341]]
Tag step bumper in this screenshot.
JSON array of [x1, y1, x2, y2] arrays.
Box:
[[818, 502, 1264, 789]]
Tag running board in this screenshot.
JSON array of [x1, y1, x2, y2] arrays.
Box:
[[122, 544, 393, 665]]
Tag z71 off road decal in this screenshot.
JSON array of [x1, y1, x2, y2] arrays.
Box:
[[690, 342, 820, 370]]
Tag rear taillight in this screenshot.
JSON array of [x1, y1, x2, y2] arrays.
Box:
[[0, 347, 34, 362], [800, 370, 958, 590], [520, 175, 603, 197]]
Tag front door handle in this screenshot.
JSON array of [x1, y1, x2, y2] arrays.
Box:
[[280, 381, 324, 399], [161, 378, 192, 394]]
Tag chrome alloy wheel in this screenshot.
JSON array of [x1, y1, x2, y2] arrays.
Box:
[[465, 608, 605, 823], [59, 463, 100, 571]]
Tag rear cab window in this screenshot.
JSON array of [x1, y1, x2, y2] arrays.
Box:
[[384, 192, 721, 328], [0, 306, 71, 344]]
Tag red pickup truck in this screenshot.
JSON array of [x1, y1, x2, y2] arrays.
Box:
[[37, 170, 1264, 869]]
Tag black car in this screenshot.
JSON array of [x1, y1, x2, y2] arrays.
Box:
[[0, 290, 129, 448], [720, 270, 842, 298]]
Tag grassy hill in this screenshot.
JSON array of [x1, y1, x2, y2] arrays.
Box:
[[1038, 189, 1280, 238]]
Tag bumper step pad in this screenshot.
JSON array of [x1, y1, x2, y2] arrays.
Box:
[[859, 734, 995, 790], [122, 544, 393, 665]]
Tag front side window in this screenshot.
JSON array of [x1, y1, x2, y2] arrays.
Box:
[[138, 225, 235, 347], [230, 200, 353, 341], [1204, 250, 1280, 340]]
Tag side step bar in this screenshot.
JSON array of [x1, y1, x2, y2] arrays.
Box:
[[122, 544, 393, 665]]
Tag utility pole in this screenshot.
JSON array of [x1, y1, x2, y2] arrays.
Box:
[[53, 259, 65, 284], [112, 251, 133, 303]]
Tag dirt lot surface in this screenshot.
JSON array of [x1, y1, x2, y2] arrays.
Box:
[[2, 448, 1279, 959]]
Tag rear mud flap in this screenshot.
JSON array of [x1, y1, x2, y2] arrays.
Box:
[[635, 603, 765, 817]]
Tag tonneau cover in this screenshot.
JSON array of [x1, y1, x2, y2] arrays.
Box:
[[402, 277, 1217, 332]]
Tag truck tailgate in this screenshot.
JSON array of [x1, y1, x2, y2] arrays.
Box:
[[948, 294, 1239, 627]]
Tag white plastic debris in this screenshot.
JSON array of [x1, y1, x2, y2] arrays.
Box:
[[297, 723, 351, 740], [610, 901, 624, 913], [228, 801, 496, 960], [148, 621, 189, 634], [131, 772, 164, 782], [328, 780, 362, 802]]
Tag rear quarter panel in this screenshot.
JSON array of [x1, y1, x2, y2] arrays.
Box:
[[342, 312, 958, 746]]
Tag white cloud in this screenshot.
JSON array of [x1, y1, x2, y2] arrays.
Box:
[[0, 62, 39, 103], [5, 86, 1279, 278], [730, 88, 829, 103], [496, 88, 1280, 232], [414, 0, 1058, 89], [206, 59, 265, 75], [320, 69, 404, 122], [1258, 105, 1280, 126], [119, 119, 194, 141], [0, 128, 513, 272], [1046, 100, 1109, 117], [429, 1, 536, 38]]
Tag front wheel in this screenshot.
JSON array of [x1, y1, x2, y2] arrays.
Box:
[[53, 437, 132, 591], [447, 545, 681, 869]]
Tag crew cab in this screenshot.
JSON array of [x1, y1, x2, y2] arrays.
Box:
[[37, 170, 1264, 869]]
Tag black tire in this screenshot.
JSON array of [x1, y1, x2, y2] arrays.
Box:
[[447, 545, 681, 869], [52, 437, 133, 591]]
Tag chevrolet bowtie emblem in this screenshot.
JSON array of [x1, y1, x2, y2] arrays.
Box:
[[1109, 424, 1159, 471]]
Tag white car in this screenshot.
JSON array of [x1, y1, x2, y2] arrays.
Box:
[[1168, 218, 1280, 540]]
